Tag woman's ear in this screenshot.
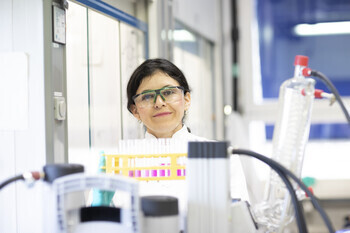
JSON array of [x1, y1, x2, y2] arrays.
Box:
[[130, 104, 141, 121], [184, 92, 191, 111]]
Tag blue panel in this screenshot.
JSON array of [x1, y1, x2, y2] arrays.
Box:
[[76, 0, 148, 32], [257, 0, 350, 139], [257, 0, 350, 99], [265, 125, 274, 140], [265, 123, 350, 140]]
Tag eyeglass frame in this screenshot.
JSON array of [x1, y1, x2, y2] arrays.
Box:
[[132, 86, 186, 106]]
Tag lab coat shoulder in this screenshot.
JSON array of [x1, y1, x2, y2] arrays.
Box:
[[181, 132, 210, 142], [171, 126, 210, 142]]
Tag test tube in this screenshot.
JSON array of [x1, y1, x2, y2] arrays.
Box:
[[160, 161, 166, 177], [151, 156, 158, 177], [167, 156, 171, 177], [183, 156, 186, 177], [144, 156, 150, 177], [135, 157, 141, 177], [159, 139, 165, 177], [128, 157, 134, 177], [177, 156, 182, 177]]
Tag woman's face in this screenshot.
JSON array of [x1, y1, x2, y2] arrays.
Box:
[[130, 71, 191, 138]]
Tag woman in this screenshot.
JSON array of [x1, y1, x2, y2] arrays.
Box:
[[127, 58, 206, 141], [127, 58, 249, 202]]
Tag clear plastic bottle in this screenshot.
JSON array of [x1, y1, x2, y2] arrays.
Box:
[[254, 55, 315, 232]]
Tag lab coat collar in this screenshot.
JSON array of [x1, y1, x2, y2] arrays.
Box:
[[144, 125, 189, 139]]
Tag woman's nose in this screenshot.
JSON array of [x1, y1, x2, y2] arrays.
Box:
[[154, 95, 166, 108]]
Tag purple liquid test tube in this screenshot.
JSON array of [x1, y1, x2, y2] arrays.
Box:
[[135, 170, 141, 177], [160, 163, 165, 177], [177, 169, 181, 177], [151, 170, 157, 177], [145, 170, 149, 177]]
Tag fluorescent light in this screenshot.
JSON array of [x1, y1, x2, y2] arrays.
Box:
[[173, 30, 196, 42], [293, 21, 350, 36]]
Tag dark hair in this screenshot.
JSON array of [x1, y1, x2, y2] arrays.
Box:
[[126, 58, 191, 113]]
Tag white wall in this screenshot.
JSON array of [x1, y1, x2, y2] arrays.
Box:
[[0, 0, 46, 232]]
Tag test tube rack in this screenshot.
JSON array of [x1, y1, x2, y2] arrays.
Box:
[[103, 153, 187, 181]]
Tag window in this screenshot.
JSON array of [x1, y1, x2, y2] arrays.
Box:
[[66, 1, 146, 170], [257, 0, 350, 139], [238, 0, 350, 181], [173, 21, 216, 139]]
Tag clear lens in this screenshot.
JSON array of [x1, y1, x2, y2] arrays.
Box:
[[160, 88, 180, 99], [141, 93, 156, 102], [134, 87, 183, 108]]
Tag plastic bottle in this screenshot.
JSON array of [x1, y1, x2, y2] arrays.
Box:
[[91, 152, 115, 206], [254, 55, 316, 232]]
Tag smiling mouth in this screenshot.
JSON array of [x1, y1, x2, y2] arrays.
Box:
[[153, 112, 172, 117]]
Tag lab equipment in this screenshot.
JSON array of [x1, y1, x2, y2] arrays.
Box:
[[102, 138, 188, 229], [230, 201, 258, 233], [1, 141, 337, 233], [141, 195, 179, 233], [230, 148, 335, 233], [303, 68, 350, 124], [187, 141, 231, 233], [254, 55, 316, 232], [103, 138, 187, 181], [0, 171, 43, 190], [42, 164, 141, 233]]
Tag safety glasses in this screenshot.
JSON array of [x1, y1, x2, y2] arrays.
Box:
[[132, 86, 185, 108]]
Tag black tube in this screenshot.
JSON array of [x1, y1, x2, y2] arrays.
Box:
[[0, 174, 24, 190], [234, 150, 307, 232], [272, 164, 308, 232], [311, 70, 350, 124], [231, 148, 335, 233]]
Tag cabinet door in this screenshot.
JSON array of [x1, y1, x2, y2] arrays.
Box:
[[120, 22, 146, 140], [88, 9, 122, 151]]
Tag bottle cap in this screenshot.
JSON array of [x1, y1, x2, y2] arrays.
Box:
[[141, 195, 178, 216], [302, 176, 316, 187], [294, 55, 309, 66]]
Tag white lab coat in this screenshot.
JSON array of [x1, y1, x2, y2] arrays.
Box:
[[144, 124, 207, 141]]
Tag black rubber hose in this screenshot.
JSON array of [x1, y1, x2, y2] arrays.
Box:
[[231, 148, 335, 233], [272, 163, 308, 232], [0, 174, 24, 190], [311, 70, 350, 124]]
